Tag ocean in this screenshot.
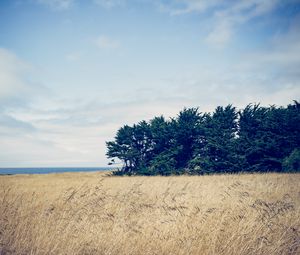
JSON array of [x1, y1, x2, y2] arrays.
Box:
[[0, 167, 112, 175]]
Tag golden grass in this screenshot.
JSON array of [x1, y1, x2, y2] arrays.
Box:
[[0, 172, 299, 255]]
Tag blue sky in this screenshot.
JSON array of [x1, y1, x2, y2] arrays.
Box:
[[0, 0, 300, 167]]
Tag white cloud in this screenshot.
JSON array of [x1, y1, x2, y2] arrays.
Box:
[[205, 19, 232, 47], [155, 0, 284, 47], [157, 0, 279, 16], [0, 48, 47, 108], [204, 0, 281, 47], [159, 69, 300, 112], [0, 48, 48, 136], [1, 1, 299, 167], [0, 114, 36, 136], [0, 48, 29, 100], [66, 52, 82, 62], [93, 0, 125, 9], [35, 0, 74, 10], [95, 35, 120, 49], [1, 68, 298, 167], [157, 0, 222, 16], [236, 14, 300, 78]]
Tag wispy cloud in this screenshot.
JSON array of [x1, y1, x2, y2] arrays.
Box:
[[0, 48, 46, 109], [66, 51, 83, 62], [93, 0, 125, 9], [0, 114, 36, 136], [1, 0, 299, 167], [204, 19, 232, 47], [0, 49, 29, 101], [35, 0, 74, 10], [155, 0, 288, 47], [94, 35, 120, 49], [205, 0, 281, 47], [236, 14, 300, 77], [156, 0, 220, 15], [157, 0, 279, 16], [0, 48, 48, 134]]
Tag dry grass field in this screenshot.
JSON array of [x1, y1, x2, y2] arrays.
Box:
[[0, 172, 299, 255]]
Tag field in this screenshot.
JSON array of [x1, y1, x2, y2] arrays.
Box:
[[0, 172, 299, 255]]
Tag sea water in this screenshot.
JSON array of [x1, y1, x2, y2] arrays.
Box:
[[0, 167, 111, 175]]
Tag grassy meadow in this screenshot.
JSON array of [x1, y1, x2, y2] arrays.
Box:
[[0, 172, 299, 255]]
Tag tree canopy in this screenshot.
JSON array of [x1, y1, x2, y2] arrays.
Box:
[[106, 101, 300, 175]]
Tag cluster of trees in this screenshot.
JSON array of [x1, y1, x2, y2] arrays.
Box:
[[106, 101, 300, 175]]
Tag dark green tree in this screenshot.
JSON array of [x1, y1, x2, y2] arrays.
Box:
[[171, 108, 203, 172], [106, 101, 300, 175], [147, 116, 178, 175], [106, 121, 153, 174], [237, 104, 280, 171], [238, 101, 300, 172], [282, 149, 300, 172], [197, 105, 239, 173], [106, 125, 136, 174]]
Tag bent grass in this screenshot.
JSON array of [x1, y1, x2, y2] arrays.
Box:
[[0, 172, 299, 254]]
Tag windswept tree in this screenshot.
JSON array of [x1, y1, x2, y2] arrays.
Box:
[[106, 125, 135, 174], [238, 101, 300, 172], [147, 116, 177, 175], [199, 105, 239, 173], [171, 108, 204, 172], [106, 121, 153, 174], [237, 104, 268, 171], [106, 101, 300, 175]]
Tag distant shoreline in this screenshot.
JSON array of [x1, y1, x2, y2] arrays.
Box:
[[0, 167, 113, 175]]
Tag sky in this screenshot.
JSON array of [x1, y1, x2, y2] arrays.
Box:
[[0, 0, 300, 167]]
